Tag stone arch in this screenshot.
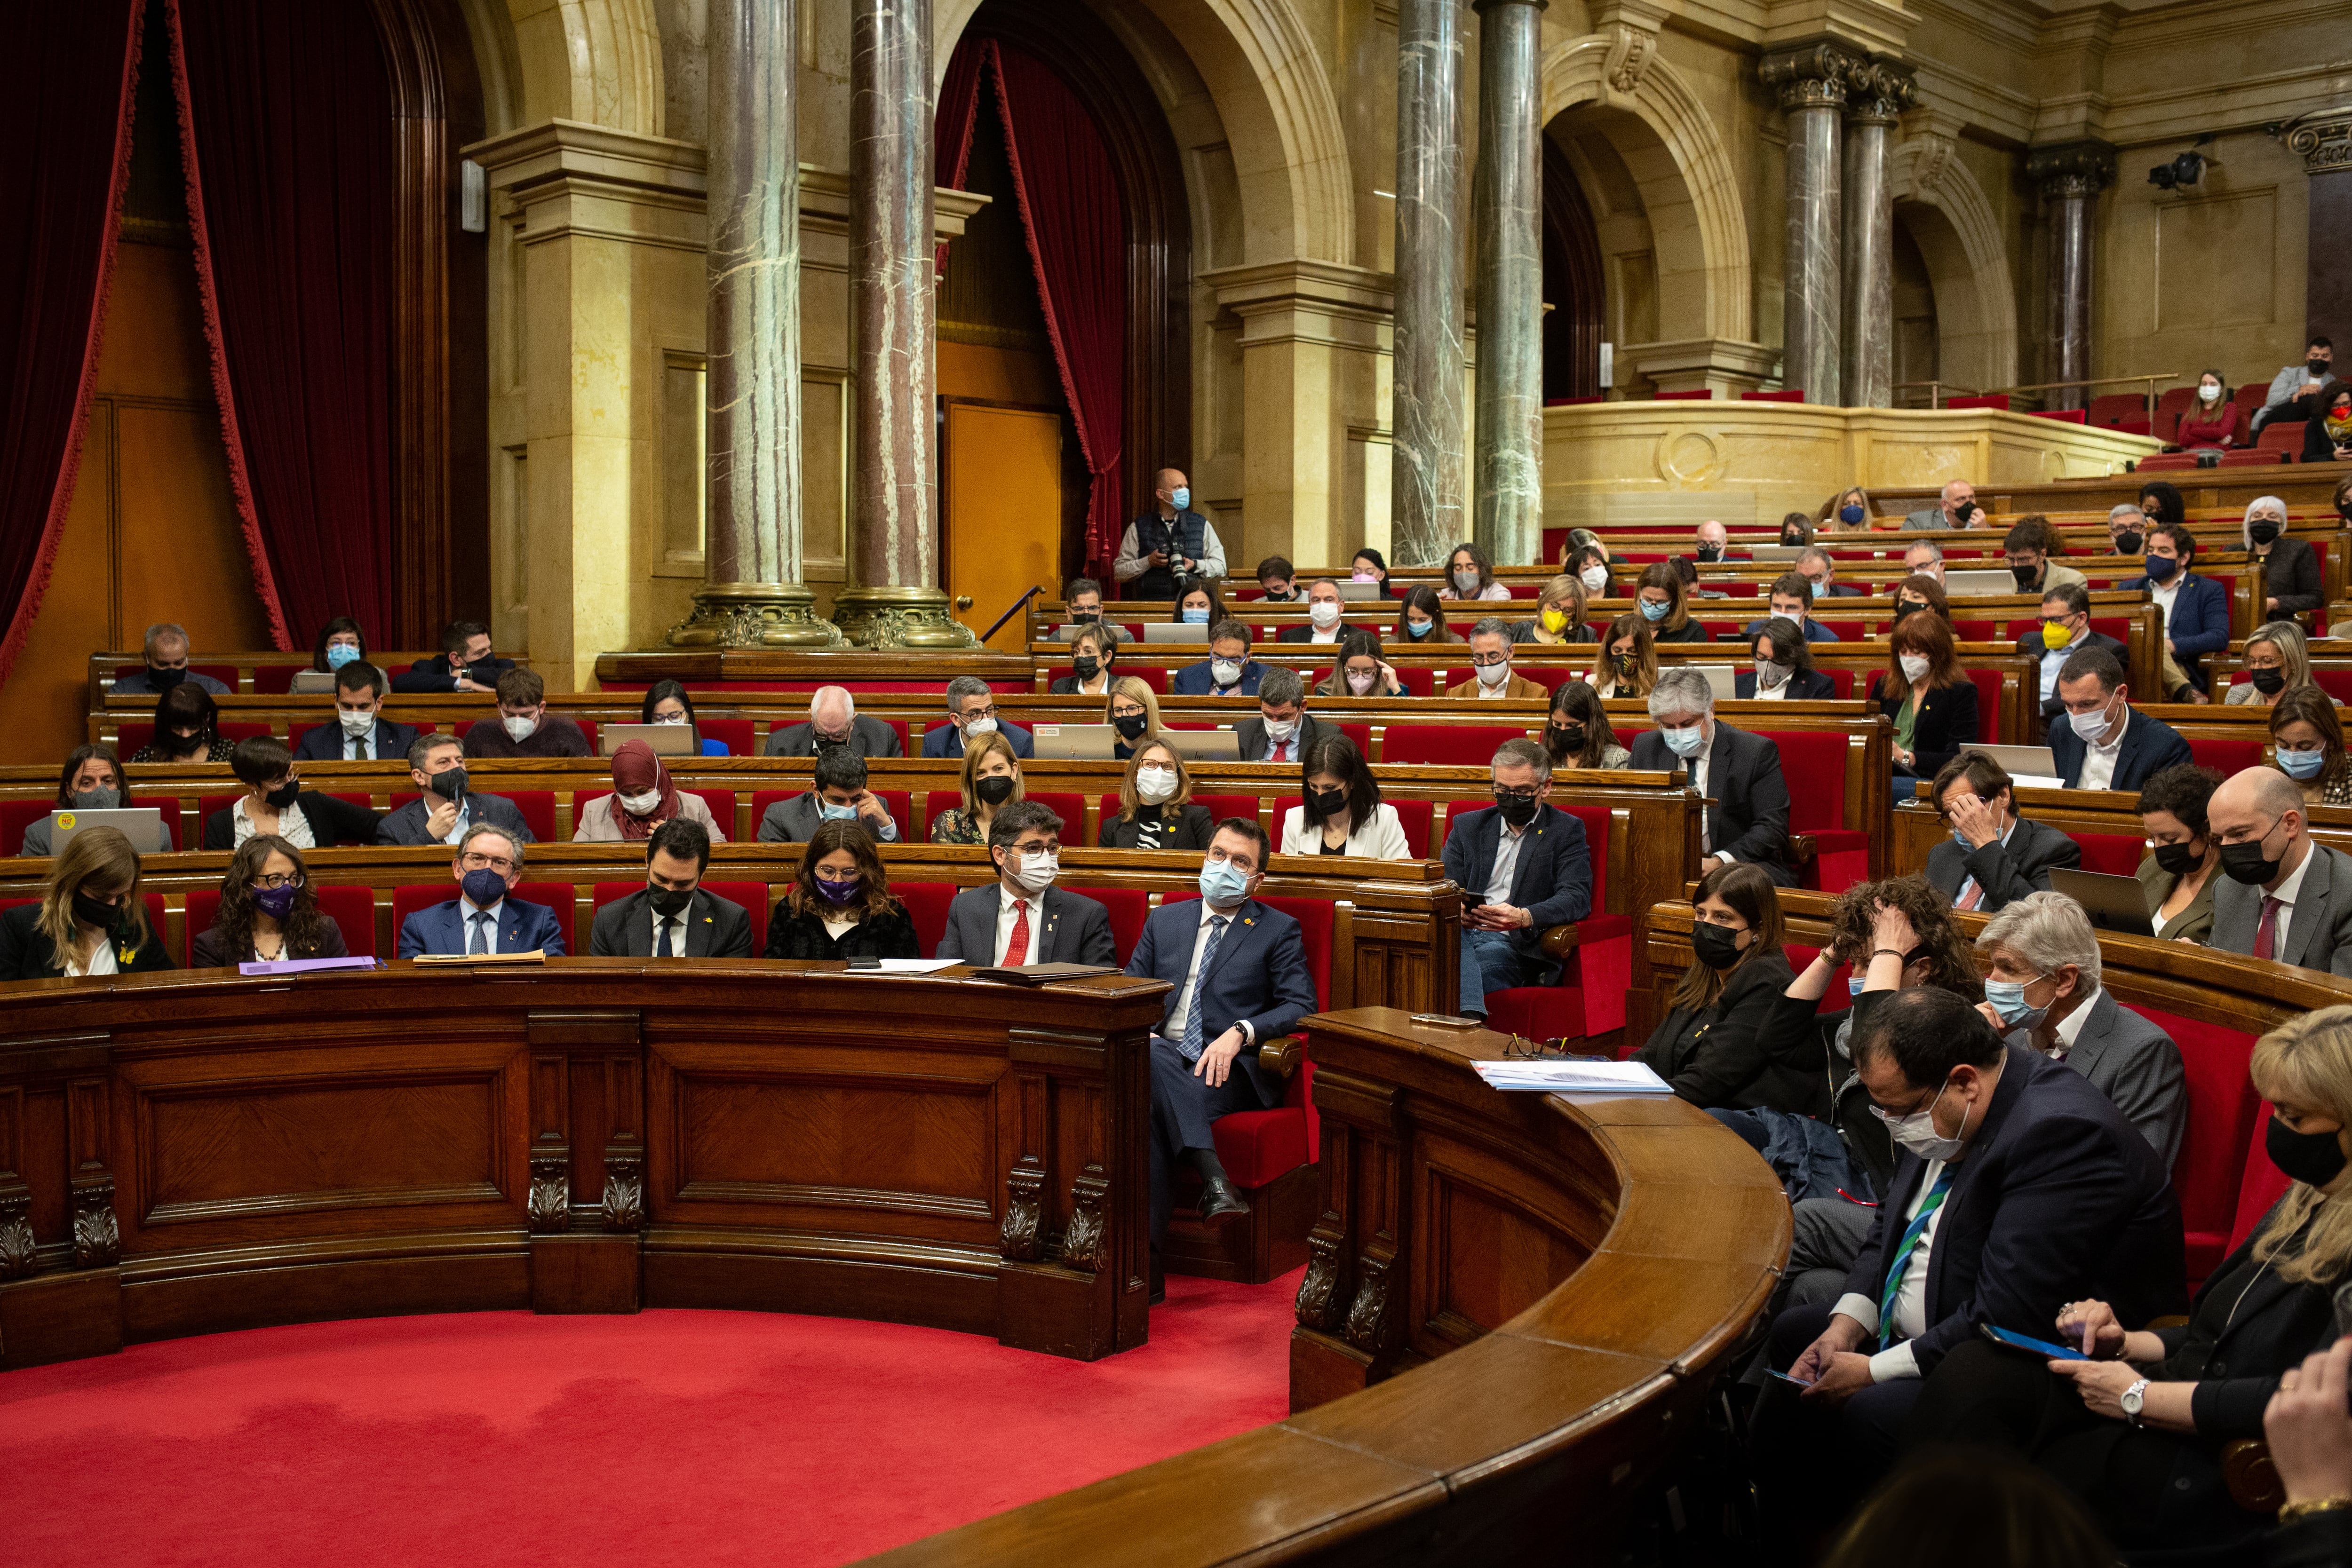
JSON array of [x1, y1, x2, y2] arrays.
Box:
[[939, 0, 1354, 265], [1890, 136, 2019, 395], [478, 0, 665, 135], [1541, 36, 1751, 345]]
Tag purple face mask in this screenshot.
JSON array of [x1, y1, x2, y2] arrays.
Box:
[[815, 875, 861, 906], [254, 883, 299, 920]]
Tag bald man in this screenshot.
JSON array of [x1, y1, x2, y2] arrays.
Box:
[[763, 685, 904, 759], [1903, 480, 1984, 531], [2209, 766, 2352, 977], [1113, 467, 1226, 600]]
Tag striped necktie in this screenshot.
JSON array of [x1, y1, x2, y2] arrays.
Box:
[[1877, 1166, 1955, 1348], [1177, 917, 1230, 1061]]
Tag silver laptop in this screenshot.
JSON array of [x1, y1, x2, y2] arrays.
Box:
[[599, 722, 698, 757], [1960, 743, 2063, 789], [287, 670, 338, 694], [1155, 727, 1241, 761], [46, 807, 171, 853], [2049, 867, 2156, 938], [1748, 545, 1807, 562], [1685, 664, 1737, 703], [1029, 723, 1121, 760], [1142, 622, 1213, 643], [1943, 569, 2016, 597], [1334, 580, 1384, 601]]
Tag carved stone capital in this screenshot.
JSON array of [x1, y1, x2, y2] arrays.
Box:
[[1843, 61, 1915, 126], [2279, 109, 2352, 175], [72, 1178, 118, 1269], [601, 1146, 644, 1234], [1759, 42, 1864, 114], [1061, 1171, 1109, 1273], [2027, 139, 2117, 200], [0, 1191, 35, 1280], [999, 1160, 1045, 1262], [1602, 24, 1656, 97]]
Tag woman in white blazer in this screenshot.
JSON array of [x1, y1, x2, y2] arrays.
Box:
[[1279, 732, 1412, 859]]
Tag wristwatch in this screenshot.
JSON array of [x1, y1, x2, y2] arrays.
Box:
[[2120, 1379, 2148, 1427]]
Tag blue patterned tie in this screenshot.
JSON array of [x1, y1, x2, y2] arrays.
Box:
[[1177, 917, 1230, 1061], [1877, 1166, 1955, 1348]]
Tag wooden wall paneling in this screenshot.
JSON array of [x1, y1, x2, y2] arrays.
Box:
[[1290, 1065, 1409, 1405], [526, 1008, 640, 1311], [0, 1085, 32, 1280]]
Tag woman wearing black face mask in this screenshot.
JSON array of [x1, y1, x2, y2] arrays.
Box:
[[191, 835, 348, 966], [1104, 676, 1162, 761], [1632, 862, 1796, 1110], [930, 732, 1022, 844], [1279, 733, 1408, 858], [2225, 622, 2337, 710], [1049, 625, 1117, 696], [1923, 1005, 2352, 1559], [2134, 763, 2224, 944], [130, 683, 236, 764], [199, 737, 382, 851], [0, 826, 173, 980], [2242, 496, 2322, 620], [1545, 680, 1628, 770]]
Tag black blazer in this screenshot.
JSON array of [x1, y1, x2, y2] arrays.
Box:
[[1627, 722, 1796, 886], [2258, 534, 2325, 617], [763, 902, 922, 961], [2016, 630, 2128, 722], [389, 654, 515, 694], [2048, 705, 2194, 793], [1877, 678, 1981, 776], [1234, 712, 1333, 763], [200, 792, 382, 851], [0, 902, 176, 980], [1649, 619, 1715, 644], [1274, 624, 1347, 645], [191, 918, 350, 968], [1097, 802, 1215, 851], [1634, 950, 1805, 1110], [1840, 1043, 2185, 1375], [2302, 415, 2350, 464], [763, 715, 904, 759], [588, 887, 755, 958], [291, 718, 420, 763], [1923, 815, 2082, 911], [1439, 803, 1592, 927], [1733, 668, 1838, 701]]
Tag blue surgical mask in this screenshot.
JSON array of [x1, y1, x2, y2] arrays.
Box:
[[1171, 487, 1191, 511], [1839, 505, 1866, 525], [326, 644, 361, 669], [818, 800, 858, 821], [1847, 975, 1869, 998], [1639, 599, 1669, 622], [2280, 746, 2328, 780], [1405, 618, 1435, 638], [1660, 723, 1706, 759], [1199, 857, 1252, 907], [1182, 607, 1209, 624], [1983, 976, 2049, 1031], [1808, 579, 1827, 599]]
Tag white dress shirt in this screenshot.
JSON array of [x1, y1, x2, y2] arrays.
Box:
[[646, 900, 689, 956], [2039, 988, 2098, 1061], [1834, 1153, 1954, 1383], [2149, 574, 2182, 637], [1163, 899, 1251, 1045], [233, 795, 315, 850], [1691, 748, 1717, 858], [64, 941, 119, 979], [1278, 801, 1411, 860], [993, 886, 1048, 965], [2259, 840, 2318, 958], [1753, 681, 1789, 702], [1307, 626, 1341, 644], [2073, 707, 2128, 792], [459, 895, 506, 954]]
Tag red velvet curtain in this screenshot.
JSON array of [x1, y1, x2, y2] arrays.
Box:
[[934, 44, 986, 275], [0, 1, 143, 687], [166, 0, 396, 651]]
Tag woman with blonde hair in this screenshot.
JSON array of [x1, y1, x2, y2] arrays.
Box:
[[1099, 738, 1214, 850], [1582, 612, 1657, 700], [930, 731, 1023, 845], [1105, 675, 1163, 761], [0, 826, 173, 979], [1817, 486, 1875, 531], [2227, 620, 2329, 708], [1510, 574, 1591, 646]]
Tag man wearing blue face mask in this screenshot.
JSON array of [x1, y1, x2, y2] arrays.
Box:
[[1627, 668, 1798, 887], [1923, 753, 2079, 912], [2122, 523, 2228, 700], [1124, 819, 1317, 1285], [2049, 649, 2191, 793], [756, 747, 902, 843], [1112, 467, 1226, 600], [1795, 546, 1861, 599], [396, 824, 567, 957]]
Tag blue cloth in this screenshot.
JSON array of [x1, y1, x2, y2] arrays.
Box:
[[397, 896, 568, 958], [2120, 571, 2229, 690], [919, 720, 1035, 759], [1439, 804, 1593, 931], [1168, 658, 1265, 697], [2048, 705, 2194, 792], [1710, 1106, 1859, 1204], [1177, 916, 1231, 1061], [1124, 899, 1315, 1107], [700, 738, 729, 755], [1459, 926, 1550, 1014]]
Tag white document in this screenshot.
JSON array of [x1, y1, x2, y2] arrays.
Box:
[[863, 958, 960, 974], [1472, 1059, 1675, 1094]]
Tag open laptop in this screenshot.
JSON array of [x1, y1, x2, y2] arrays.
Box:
[[1334, 580, 1384, 601], [1029, 724, 1121, 760], [598, 722, 699, 757], [1141, 622, 1212, 644], [2049, 867, 2156, 938], [46, 807, 171, 853], [287, 670, 338, 694], [1156, 727, 1240, 761], [1747, 545, 1807, 562], [1685, 664, 1738, 703], [1943, 569, 2016, 597], [1960, 743, 2064, 789]]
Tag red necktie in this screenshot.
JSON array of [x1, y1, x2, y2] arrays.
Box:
[[2255, 896, 2282, 961], [1003, 899, 1031, 966]]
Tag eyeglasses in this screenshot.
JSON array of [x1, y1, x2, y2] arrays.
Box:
[[250, 873, 304, 892], [459, 852, 516, 872], [1469, 652, 1511, 668], [1501, 1035, 1610, 1062], [1494, 787, 1539, 803], [960, 705, 997, 723]]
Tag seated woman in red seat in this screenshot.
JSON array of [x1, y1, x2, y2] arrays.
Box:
[[930, 731, 1023, 846], [763, 818, 919, 962], [0, 826, 174, 980], [2169, 369, 2242, 456], [1100, 739, 1215, 852], [1633, 862, 1798, 1109], [1544, 681, 1630, 771], [2270, 685, 2352, 808], [2136, 762, 2225, 946], [191, 835, 347, 967], [1279, 732, 1408, 859], [1880, 611, 1979, 801], [20, 744, 168, 857]]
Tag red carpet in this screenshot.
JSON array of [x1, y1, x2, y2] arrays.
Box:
[[0, 1267, 1305, 1567]]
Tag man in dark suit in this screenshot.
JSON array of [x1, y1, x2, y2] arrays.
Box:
[[936, 800, 1115, 966], [1760, 988, 2182, 1500], [396, 823, 567, 957], [1169, 620, 1266, 697], [920, 676, 1035, 760], [2209, 765, 2352, 978], [389, 620, 514, 694], [1274, 579, 1349, 645], [110, 622, 230, 696], [2123, 524, 2230, 697], [1795, 546, 1862, 597], [588, 819, 753, 958], [1627, 668, 1797, 887], [2017, 583, 2125, 729], [763, 686, 904, 758], [2048, 647, 2193, 793], [1124, 817, 1318, 1260], [1923, 752, 2081, 911], [293, 661, 418, 762], [376, 734, 538, 847], [1442, 737, 1593, 1017], [755, 747, 903, 843], [1741, 575, 1841, 644], [1233, 669, 1327, 764]]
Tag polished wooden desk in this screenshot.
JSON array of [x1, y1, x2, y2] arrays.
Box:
[[0, 962, 1170, 1370]]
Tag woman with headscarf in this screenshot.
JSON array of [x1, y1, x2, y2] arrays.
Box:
[[573, 739, 729, 841], [2243, 495, 2322, 620]]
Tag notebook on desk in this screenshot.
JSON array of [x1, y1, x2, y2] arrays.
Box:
[[1141, 623, 1212, 643], [598, 722, 698, 756], [1959, 743, 2063, 789], [1943, 570, 2016, 597], [1155, 727, 1241, 761]]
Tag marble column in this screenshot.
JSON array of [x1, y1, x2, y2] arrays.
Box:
[[668, 0, 842, 648], [1839, 64, 1911, 410], [1760, 44, 1853, 408], [1470, 0, 1546, 568], [1391, 0, 1467, 570], [2027, 141, 2114, 412], [835, 0, 974, 648]]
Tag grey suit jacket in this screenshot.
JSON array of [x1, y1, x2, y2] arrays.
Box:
[[587, 887, 754, 958], [2006, 988, 2185, 1167], [763, 714, 904, 759], [935, 884, 1116, 967], [756, 791, 901, 844], [375, 790, 537, 847], [2212, 843, 2352, 979]]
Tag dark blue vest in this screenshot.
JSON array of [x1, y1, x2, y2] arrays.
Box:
[[1131, 510, 1207, 599]]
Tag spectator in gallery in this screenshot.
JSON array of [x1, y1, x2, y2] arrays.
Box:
[[375, 733, 537, 848], [1507, 576, 1589, 647], [1544, 680, 1630, 770], [200, 737, 381, 851], [765, 686, 905, 759], [2304, 386, 2352, 464], [1903, 479, 1984, 531], [1634, 562, 1712, 644], [1394, 581, 1462, 644], [2169, 368, 2243, 456], [1113, 468, 1225, 600], [1583, 612, 1657, 701], [1279, 732, 1409, 858], [2136, 762, 2225, 945], [763, 818, 922, 961], [396, 823, 567, 958], [1740, 616, 1838, 701], [929, 731, 1024, 846], [2243, 498, 2324, 620], [575, 738, 729, 843], [311, 615, 369, 675], [1438, 541, 1513, 602], [290, 659, 416, 761], [755, 745, 902, 844], [1352, 547, 1394, 598], [920, 676, 1034, 760], [129, 682, 236, 764], [640, 679, 732, 754], [1445, 619, 1549, 700], [190, 834, 349, 967], [0, 826, 174, 980], [21, 745, 167, 857], [391, 619, 512, 694], [2229, 622, 2335, 709], [2270, 684, 2352, 809], [110, 622, 229, 697], [2252, 334, 2338, 432], [1320, 629, 1409, 699], [1049, 624, 1120, 696], [1100, 739, 1216, 852], [461, 668, 592, 759], [586, 817, 753, 959]]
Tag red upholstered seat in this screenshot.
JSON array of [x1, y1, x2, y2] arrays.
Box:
[[2313, 669, 2352, 706], [1467, 801, 1633, 1042], [2069, 832, 2145, 877], [1026, 792, 1088, 840], [1335, 722, 1372, 756], [2121, 1004, 2262, 1282], [0, 800, 50, 856], [1947, 395, 2010, 411], [2231, 1101, 2295, 1264], [1087, 887, 1149, 967], [248, 665, 300, 694], [1383, 723, 1529, 766], [1653, 388, 1713, 401], [390, 881, 574, 954], [183, 884, 378, 962], [696, 719, 755, 756], [2029, 408, 2088, 425], [1759, 729, 1868, 892], [1742, 388, 1804, 403], [389, 790, 558, 845], [2134, 453, 2199, 472], [680, 788, 735, 838], [897, 881, 960, 958], [1781, 945, 1855, 1017], [2088, 393, 2151, 432], [2187, 738, 2263, 775]]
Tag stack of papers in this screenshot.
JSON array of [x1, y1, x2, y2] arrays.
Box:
[[1473, 1059, 1675, 1094]]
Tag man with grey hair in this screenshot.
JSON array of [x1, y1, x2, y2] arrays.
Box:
[[111, 622, 230, 696], [1440, 736, 1591, 1017], [920, 675, 1034, 759], [396, 821, 567, 957], [1794, 546, 1859, 598], [1902, 479, 1983, 531], [1235, 666, 1326, 763], [1901, 539, 1944, 583], [2106, 503, 2147, 555], [764, 683, 904, 758], [1975, 891, 2185, 1163], [1444, 617, 1549, 699], [1628, 668, 1796, 885], [2209, 765, 2352, 976]]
